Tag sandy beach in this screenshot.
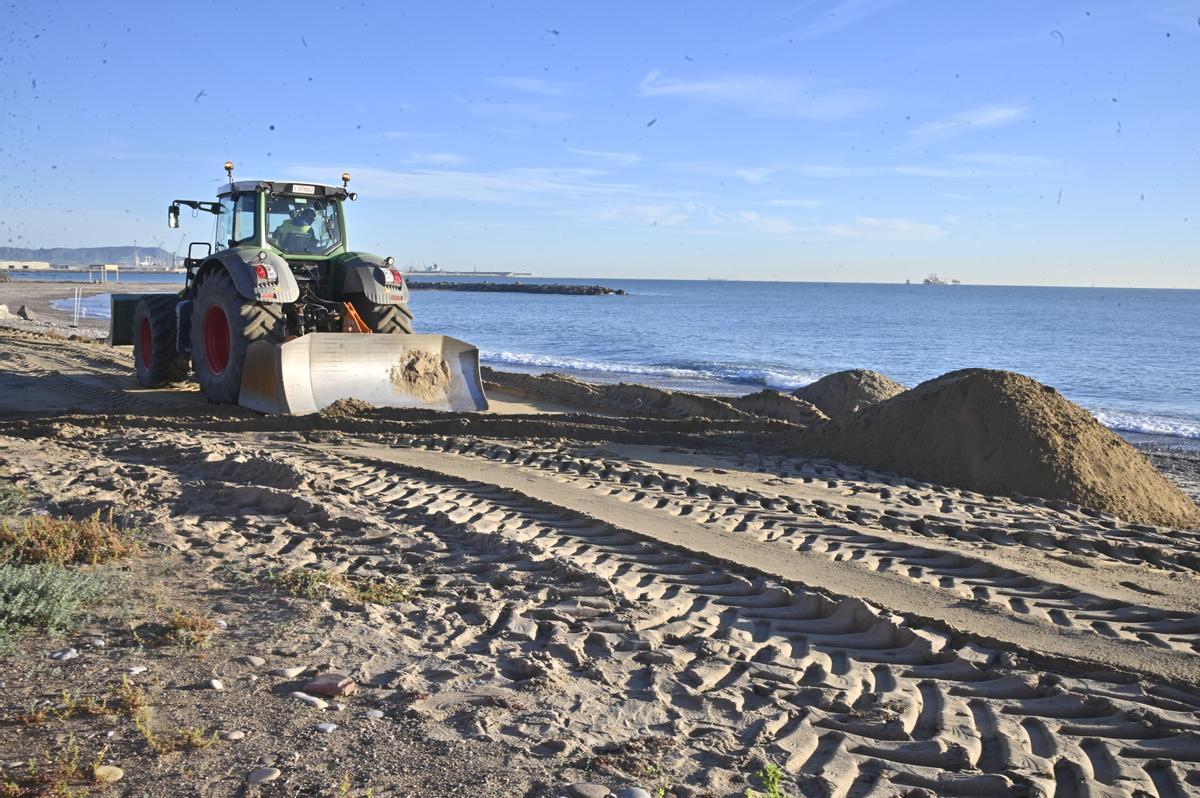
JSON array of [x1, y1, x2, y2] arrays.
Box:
[[2, 282, 1200, 797]]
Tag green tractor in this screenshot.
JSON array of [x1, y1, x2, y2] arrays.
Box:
[[112, 163, 486, 414]]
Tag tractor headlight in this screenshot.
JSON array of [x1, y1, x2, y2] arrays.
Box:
[[384, 256, 395, 267], [256, 250, 268, 261]]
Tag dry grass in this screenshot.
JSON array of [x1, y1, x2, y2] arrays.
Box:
[[134, 608, 218, 649], [0, 734, 87, 797], [271, 567, 413, 606], [0, 512, 138, 567]]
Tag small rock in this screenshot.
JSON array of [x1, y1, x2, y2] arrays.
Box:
[[16, 305, 36, 321], [247, 767, 281, 786], [315, 722, 338, 734], [49, 647, 78, 661], [334, 703, 346, 712], [92, 765, 123, 784], [214, 619, 228, 629], [85, 638, 106, 649], [127, 665, 148, 675], [208, 679, 225, 691], [238, 655, 267, 668], [220, 730, 245, 741], [271, 666, 308, 678], [567, 784, 612, 798], [615, 789, 652, 798], [364, 709, 384, 719], [289, 691, 328, 710], [303, 672, 356, 697]]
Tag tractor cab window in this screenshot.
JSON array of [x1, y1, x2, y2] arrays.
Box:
[[266, 196, 343, 255], [233, 194, 257, 245], [213, 196, 234, 251]]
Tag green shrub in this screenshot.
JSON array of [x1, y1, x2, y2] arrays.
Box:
[[0, 563, 106, 652]]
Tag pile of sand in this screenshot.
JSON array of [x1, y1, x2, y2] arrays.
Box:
[[483, 369, 752, 420], [806, 369, 1200, 528], [793, 369, 906, 420], [730, 389, 828, 425]]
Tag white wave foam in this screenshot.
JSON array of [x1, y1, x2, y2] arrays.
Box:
[[481, 350, 820, 391], [1091, 409, 1200, 440], [50, 294, 113, 320]]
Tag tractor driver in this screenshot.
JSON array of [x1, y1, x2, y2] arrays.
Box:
[[271, 207, 317, 250]]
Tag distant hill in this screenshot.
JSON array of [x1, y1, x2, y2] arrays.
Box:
[[0, 246, 175, 266]]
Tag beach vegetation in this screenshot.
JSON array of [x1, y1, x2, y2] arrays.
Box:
[[745, 761, 788, 798], [270, 567, 413, 606]]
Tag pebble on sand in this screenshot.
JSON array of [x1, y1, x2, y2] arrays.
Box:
[[220, 730, 245, 741], [127, 665, 148, 675], [566, 784, 612, 798], [247, 767, 281, 785], [304, 672, 356, 697], [48, 647, 78, 661], [92, 765, 123, 784], [208, 678, 225, 691], [238, 655, 267, 668], [289, 691, 328, 710], [315, 722, 338, 734], [615, 789, 652, 798], [271, 666, 308, 678], [364, 708, 384, 719]]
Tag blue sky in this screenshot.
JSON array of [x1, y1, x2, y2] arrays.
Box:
[[2, 1, 1197, 287]]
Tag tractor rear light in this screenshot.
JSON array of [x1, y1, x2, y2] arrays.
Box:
[[254, 264, 269, 281], [389, 269, 404, 285]]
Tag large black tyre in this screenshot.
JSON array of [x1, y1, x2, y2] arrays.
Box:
[[190, 270, 286, 404], [348, 294, 414, 334], [133, 295, 189, 387]]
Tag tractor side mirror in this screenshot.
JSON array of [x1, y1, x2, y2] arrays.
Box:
[[168, 204, 180, 228]]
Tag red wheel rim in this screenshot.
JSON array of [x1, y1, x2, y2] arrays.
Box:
[[202, 305, 231, 375], [138, 317, 152, 368]]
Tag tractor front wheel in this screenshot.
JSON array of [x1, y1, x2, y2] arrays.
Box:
[[132, 295, 188, 387], [348, 294, 413, 334], [190, 270, 285, 404]]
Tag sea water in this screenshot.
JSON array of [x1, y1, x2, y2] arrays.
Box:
[[40, 274, 1200, 444]]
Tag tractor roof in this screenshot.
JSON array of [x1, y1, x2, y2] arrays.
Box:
[[219, 180, 350, 199]]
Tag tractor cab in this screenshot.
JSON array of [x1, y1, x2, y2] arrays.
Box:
[[208, 181, 351, 258]]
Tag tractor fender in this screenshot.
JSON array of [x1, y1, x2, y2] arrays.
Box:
[[329, 252, 409, 306], [196, 248, 300, 304]]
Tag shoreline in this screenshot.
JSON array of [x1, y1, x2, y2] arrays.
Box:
[[2, 279, 1197, 453]]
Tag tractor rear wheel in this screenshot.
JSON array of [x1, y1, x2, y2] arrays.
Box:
[[190, 270, 286, 404], [132, 295, 188, 387], [348, 294, 414, 334]]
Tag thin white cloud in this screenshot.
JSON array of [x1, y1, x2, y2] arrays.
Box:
[[566, 147, 642, 166], [486, 76, 568, 96], [950, 152, 1058, 170], [637, 71, 873, 120], [291, 165, 658, 205], [768, 198, 826, 208], [908, 104, 1028, 146], [595, 203, 690, 226], [823, 216, 947, 240], [465, 100, 571, 124], [737, 211, 797, 234], [788, 0, 907, 41], [405, 152, 468, 166], [734, 167, 776, 184], [380, 131, 443, 141]]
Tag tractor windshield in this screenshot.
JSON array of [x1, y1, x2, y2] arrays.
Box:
[[266, 195, 343, 255]]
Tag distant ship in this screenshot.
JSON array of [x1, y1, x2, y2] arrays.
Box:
[[921, 273, 961, 285], [409, 264, 532, 278]]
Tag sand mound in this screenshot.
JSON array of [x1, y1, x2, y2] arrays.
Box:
[[730, 389, 828, 425], [808, 369, 1200, 528], [793, 369, 906, 420], [483, 369, 752, 420]]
